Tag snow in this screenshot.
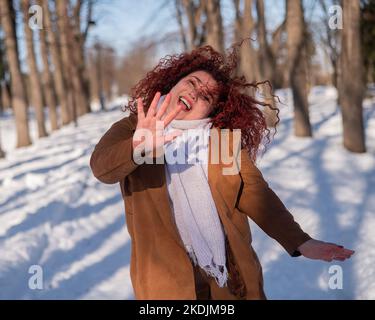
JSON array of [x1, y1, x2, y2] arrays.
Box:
[[0, 87, 374, 299]]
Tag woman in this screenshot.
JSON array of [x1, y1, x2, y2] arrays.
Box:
[[90, 46, 354, 300]]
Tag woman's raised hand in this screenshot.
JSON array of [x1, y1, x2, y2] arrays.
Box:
[[132, 92, 183, 160]]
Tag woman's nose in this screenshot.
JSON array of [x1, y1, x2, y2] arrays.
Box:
[[188, 90, 197, 102]]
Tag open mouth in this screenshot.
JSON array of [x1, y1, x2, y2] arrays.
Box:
[[178, 96, 192, 111]]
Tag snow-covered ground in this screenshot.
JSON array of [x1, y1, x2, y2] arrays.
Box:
[[0, 88, 374, 299]]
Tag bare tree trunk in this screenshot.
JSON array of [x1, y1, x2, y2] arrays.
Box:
[[87, 49, 98, 103], [1, 82, 11, 110], [182, 0, 197, 50], [232, 0, 244, 77], [239, 0, 259, 83], [55, 0, 77, 125], [102, 48, 115, 102], [256, 0, 278, 127], [175, 0, 188, 51], [182, 0, 206, 50], [270, 20, 286, 88], [40, 0, 71, 125], [318, 0, 341, 90], [38, 14, 59, 131], [21, 0, 48, 138], [338, 0, 366, 152], [205, 0, 225, 53], [94, 42, 105, 111], [232, 0, 242, 43], [0, 0, 31, 147], [71, 0, 92, 115], [286, 0, 312, 137], [256, 0, 274, 81]]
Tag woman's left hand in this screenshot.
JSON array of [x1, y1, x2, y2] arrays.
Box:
[[297, 239, 355, 262]]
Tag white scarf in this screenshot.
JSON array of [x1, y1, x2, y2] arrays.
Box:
[[163, 111, 228, 288]]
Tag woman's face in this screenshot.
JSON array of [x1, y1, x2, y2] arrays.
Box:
[[167, 70, 218, 120]]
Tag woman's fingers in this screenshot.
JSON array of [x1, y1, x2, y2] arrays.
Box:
[[137, 98, 145, 120], [343, 248, 355, 255], [327, 243, 355, 255], [331, 253, 351, 261], [331, 247, 355, 256], [146, 92, 161, 119], [156, 93, 171, 120], [326, 246, 354, 261], [163, 103, 184, 127], [328, 243, 355, 254]]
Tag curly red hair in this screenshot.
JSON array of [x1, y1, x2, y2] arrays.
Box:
[[124, 45, 279, 161]]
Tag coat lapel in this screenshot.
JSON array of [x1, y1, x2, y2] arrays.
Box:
[[207, 128, 242, 218]]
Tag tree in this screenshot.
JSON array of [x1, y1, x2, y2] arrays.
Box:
[[205, 0, 225, 53], [233, 0, 260, 83], [55, 0, 77, 125], [182, 0, 207, 50], [40, 0, 71, 125], [361, 0, 375, 84], [338, 0, 366, 152], [256, 0, 275, 84], [21, 0, 48, 138], [175, 0, 188, 51], [0, 33, 10, 112], [115, 40, 156, 96], [101, 46, 116, 103], [37, 7, 59, 131], [176, 0, 225, 54], [317, 0, 341, 88], [286, 0, 312, 137], [67, 0, 93, 116], [256, 0, 278, 127], [0, 0, 31, 147], [93, 41, 105, 111]]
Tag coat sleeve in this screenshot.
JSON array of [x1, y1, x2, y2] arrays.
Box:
[[237, 149, 312, 257], [90, 113, 139, 184]]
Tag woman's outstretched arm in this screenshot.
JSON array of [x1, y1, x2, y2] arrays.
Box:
[[237, 149, 354, 261]]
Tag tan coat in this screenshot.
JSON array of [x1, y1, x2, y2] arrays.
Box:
[[90, 113, 311, 300]]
